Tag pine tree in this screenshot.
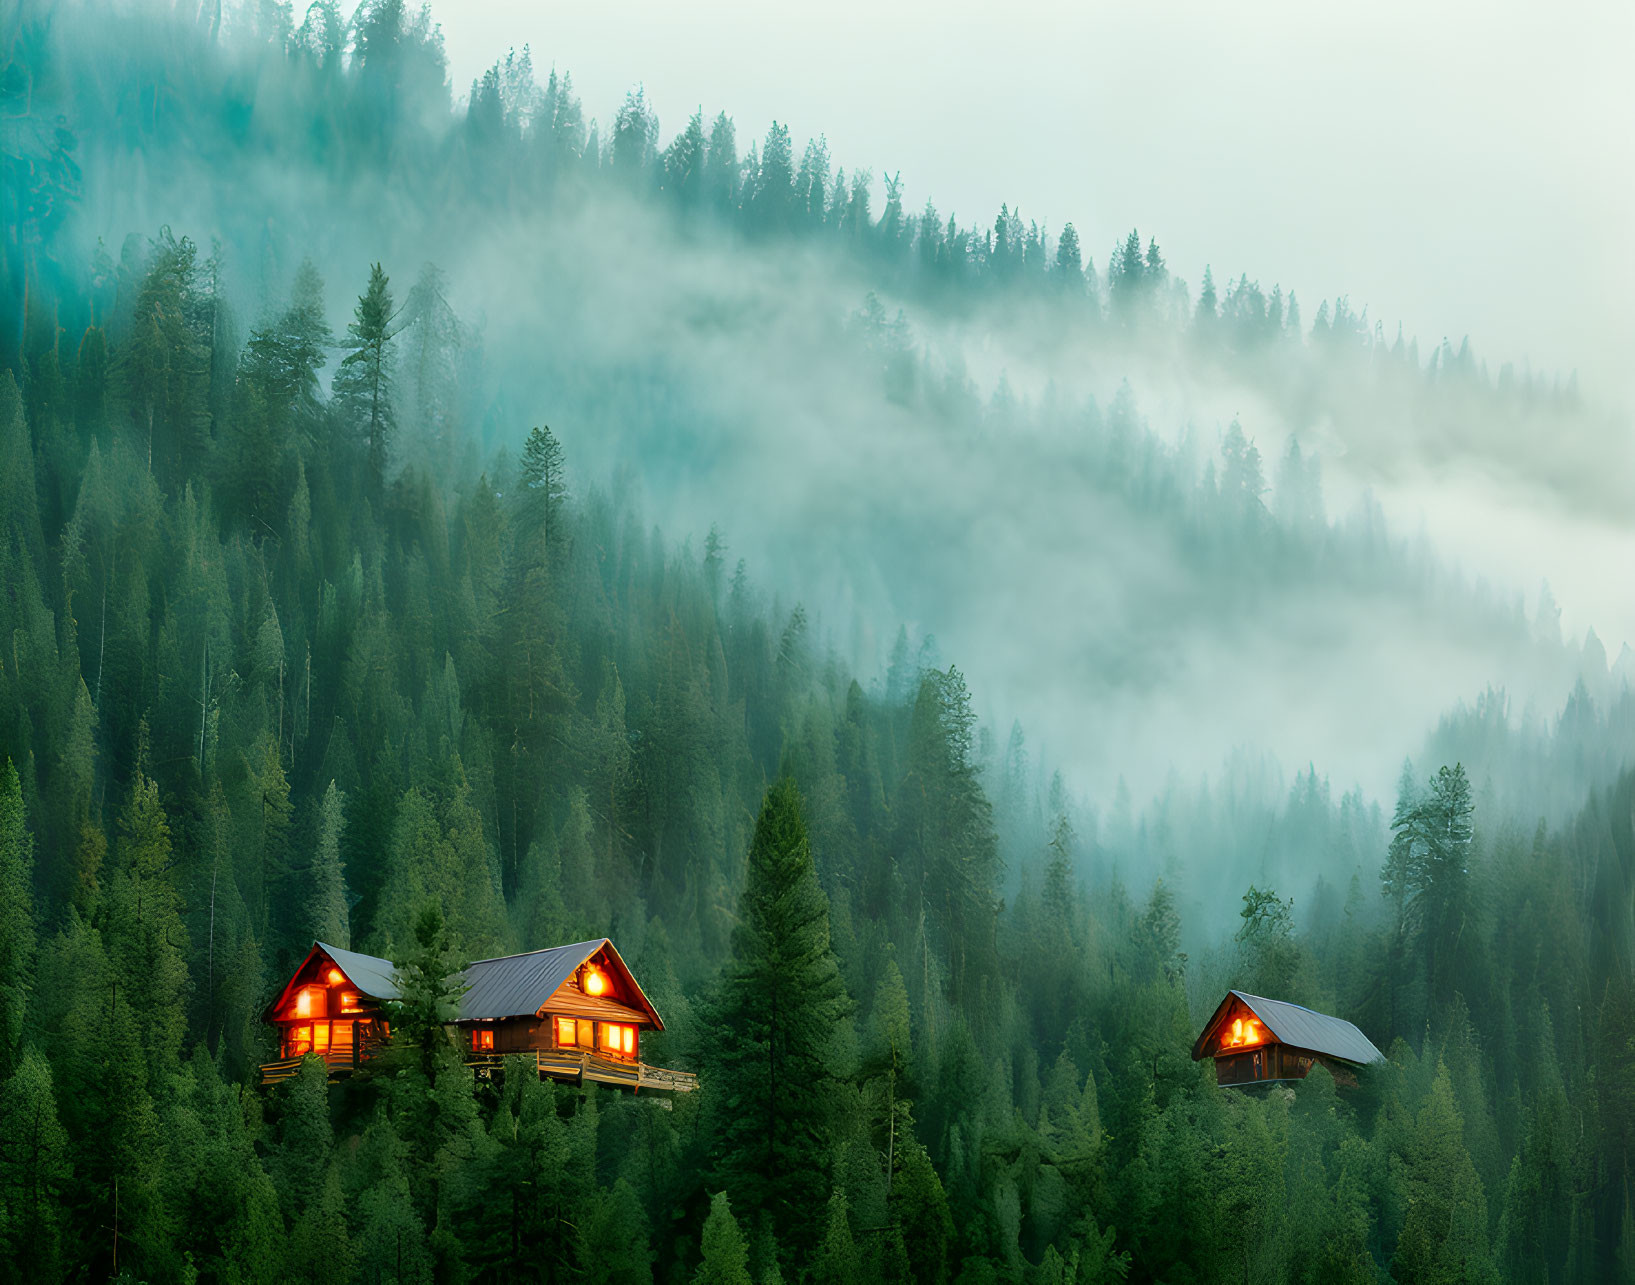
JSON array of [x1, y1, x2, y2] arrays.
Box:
[[518, 422, 567, 559], [704, 778, 851, 1258], [694, 1191, 752, 1285], [1195, 265, 1218, 329], [611, 87, 660, 180], [811, 1187, 861, 1285], [1235, 884, 1298, 996], [1392, 1063, 1498, 1283], [894, 667, 1001, 1006], [1054, 223, 1083, 289], [0, 1045, 70, 1279], [106, 760, 190, 1081], [333, 262, 398, 496], [272, 1054, 334, 1219], [309, 780, 349, 947], [1383, 763, 1475, 1008], [891, 1136, 952, 1285], [0, 759, 36, 1063], [577, 1177, 652, 1285]]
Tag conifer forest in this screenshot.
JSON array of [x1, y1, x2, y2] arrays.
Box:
[[2, 3, 1633, 1282]]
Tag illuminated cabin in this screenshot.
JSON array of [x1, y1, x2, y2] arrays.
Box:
[[1191, 991, 1384, 1089], [262, 938, 697, 1093]]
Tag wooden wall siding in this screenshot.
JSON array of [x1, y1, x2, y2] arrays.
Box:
[[545, 992, 650, 1023], [1212, 1042, 1360, 1089]]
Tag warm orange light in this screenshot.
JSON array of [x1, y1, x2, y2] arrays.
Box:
[[1220, 1015, 1267, 1050], [556, 1016, 577, 1047], [584, 968, 608, 997], [599, 1023, 637, 1058], [327, 968, 344, 985], [472, 1028, 494, 1051], [296, 989, 312, 1018], [340, 992, 360, 1013]]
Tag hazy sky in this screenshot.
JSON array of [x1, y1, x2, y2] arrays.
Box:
[[426, 0, 1635, 656], [435, 0, 1634, 406]]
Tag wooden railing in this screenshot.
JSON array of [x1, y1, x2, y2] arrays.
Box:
[[259, 1048, 364, 1085], [265, 1046, 698, 1093], [466, 1049, 699, 1093]]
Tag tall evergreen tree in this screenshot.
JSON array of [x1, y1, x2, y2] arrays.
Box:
[[333, 262, 398, 496], [0, 1044, 70, 1279], [309, 780, 349, 947], [704, 778, 851, 1259], [1383, 763, 1475, 1009], [0, 759, 35, 1062], [1393, 1063, 1499, 1283], [694, 1191, 753, 1285]]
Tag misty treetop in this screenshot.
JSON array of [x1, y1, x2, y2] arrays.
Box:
[[7, 0, 1619, 812], [0, 2, 1632, 1284], [0, 221, 1630, 1280]]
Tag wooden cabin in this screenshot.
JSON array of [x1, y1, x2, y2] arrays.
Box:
[[262, 938, 697, 1093], [1191, 990, 1384, 1089]]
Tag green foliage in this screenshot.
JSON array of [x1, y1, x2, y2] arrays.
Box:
[[0, 22, 1626, 1275], [310, 780, 350, 948], [333, 262, 398, 495], [0, 1044, 70, 1279], [1391, 1063, 1499, 1284], [704, 778, 852, 1258], [0, 760, 35, 1062], [1384, 763, 1476, 1014], [1235, 884, 1299, 997], [694, 1191, 753, 1285]]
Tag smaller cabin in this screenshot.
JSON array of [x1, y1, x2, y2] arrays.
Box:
[[264, 942, 396, 1071], [1192, 990, 1384, 1089], [261, 938, 697, 1093]]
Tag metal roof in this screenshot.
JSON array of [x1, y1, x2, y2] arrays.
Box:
[[1193, 990, 1385, 1067], [297, 937, 665, 1027], [318, 941, 401, 1001], [457, 939, 608, 1021]]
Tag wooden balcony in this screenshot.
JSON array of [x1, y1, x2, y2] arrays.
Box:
[[259, 1048, 367, 1085], [468, 1048, 700, 1093], [262, 1046, 698, 1093]]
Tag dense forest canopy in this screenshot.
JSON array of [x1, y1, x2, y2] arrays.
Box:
[[0, 2, 1632, 1282]]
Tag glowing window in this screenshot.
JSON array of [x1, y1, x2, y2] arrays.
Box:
[[314, 1024, 331, 1054], [555, 1016, 577, 1047], [472, 1028, 495, 1051], [294, 987, 325, 1019], [288, 1025, 313, 1056], [577, 1018, 595, 1048], [1219, 1015, 1267, 1051], [598, 1023, 637, 1058], [340, 992, 361, 1014], [326, 968, 345, 986], [583, 967, 609, 997]]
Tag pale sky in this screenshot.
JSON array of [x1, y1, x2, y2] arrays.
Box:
[[435, 0, 1634, 406]]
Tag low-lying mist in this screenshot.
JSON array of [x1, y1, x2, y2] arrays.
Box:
[[24, 0, 1634, 890]]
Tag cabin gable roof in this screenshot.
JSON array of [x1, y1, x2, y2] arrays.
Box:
[[261, 941, 400, 1023], [321, 941, 402, 1001], [457, 939, 604, 1022], [461, 938, 664, 1029], [1192, 990, 1385, 1067], [265, 937, 665, 1028]]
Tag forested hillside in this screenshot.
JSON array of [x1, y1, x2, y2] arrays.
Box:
[[2, 2, 1633, 1283]]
